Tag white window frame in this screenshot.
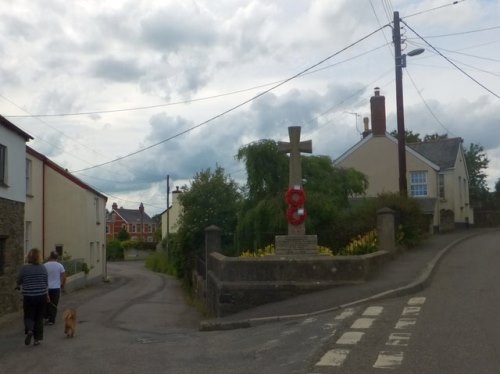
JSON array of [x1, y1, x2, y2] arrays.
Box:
[[0, 144, 7, 185], [410, 171, 428, 197]]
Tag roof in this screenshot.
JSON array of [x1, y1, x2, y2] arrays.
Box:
[[408, 137, 462, 170], [112, 208, 154, 224], [0, 115, 33, 141], [26, 146, 107, 200]]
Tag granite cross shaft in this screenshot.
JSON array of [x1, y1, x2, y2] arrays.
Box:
[[278, 126, 312, 235]]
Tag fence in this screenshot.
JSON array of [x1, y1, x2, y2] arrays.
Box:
[[61, 258, 86, 277]]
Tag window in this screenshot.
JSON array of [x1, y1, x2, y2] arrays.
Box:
[[131, 224, 136, 233], [25, 221, 32, 253], [410, 171, 428, 197], [95, 197, 100, 224], [0, 237, 6, 275], [90, 242, 95, 266], [0, 144, 7, 185], [26, 159, 32, 196], [438, 174, 445, 199]]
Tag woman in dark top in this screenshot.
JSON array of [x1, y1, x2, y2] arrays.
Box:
[[17, 248, 49, 346]]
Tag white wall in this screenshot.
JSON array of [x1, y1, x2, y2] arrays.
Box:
[[0, 125, 27, 202]]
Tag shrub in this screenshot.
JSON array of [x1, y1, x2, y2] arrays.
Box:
[[106, 239, 123, 261], [145, 251, 177, 276]]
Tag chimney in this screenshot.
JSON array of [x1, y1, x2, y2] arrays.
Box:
[[139, 202, 144, 214], [112, 202, 118, 210], [370, 87, 386, 136], [362, 117, 371, 138]]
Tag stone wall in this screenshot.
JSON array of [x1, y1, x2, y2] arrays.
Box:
[[0, 198, 25, 317], [205, 251, 391, 317]]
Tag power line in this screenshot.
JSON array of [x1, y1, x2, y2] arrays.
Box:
[[410, 25, 500, 39], [5, 44, 390, 119], [405, 67, 456, 137], [403, 0, 465, 19], [71, 24, 390, 173], [401, 19, 500, 100]]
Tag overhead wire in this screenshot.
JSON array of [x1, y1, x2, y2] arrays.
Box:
[[403, 0, 466, 19], [70, 23, 391, 173], [401, 19, 500, 100]]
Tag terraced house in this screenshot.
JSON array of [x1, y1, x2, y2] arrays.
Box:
[[0, 116, 32, 317]]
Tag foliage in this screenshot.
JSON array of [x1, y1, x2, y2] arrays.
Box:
[[117, 227, 130, 241], [465, 142, 490, 204], [236, 140, 368, 252], [145, 251, 177, 276], [239, 244, 334, 257], [337, 230, 378, 256], [173, 166, 241, 279], [106, 239, 124, 261], [496, 178, 500, 197], [389, 130, 448, 144], [81, 262, 90, 275]]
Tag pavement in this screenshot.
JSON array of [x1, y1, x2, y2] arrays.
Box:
[[199, 228, 492, 331]]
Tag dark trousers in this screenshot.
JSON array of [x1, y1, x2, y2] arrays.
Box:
[[45, 288, 61, 323], [23, 295, 46, 341]]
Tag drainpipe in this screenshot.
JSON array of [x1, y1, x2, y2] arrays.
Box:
[[42, 159, 46, 258]]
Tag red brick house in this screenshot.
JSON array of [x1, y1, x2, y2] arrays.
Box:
[[106, 202, 156, 242]]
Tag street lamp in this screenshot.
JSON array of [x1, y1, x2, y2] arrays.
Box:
[[393, 11, 424, 197]]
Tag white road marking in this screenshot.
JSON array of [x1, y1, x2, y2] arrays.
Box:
[[373, 351, 404, 369], [408, 297, 426, 305], [402, 306, 421, 316], [363, 306, 383, 316], [315, 348, 350, 367], [386, 332, 412, 346], [336, 331, 364, 345], [395, 318, 416, 329], [302, 317, 317, 324], [351, 318, 375, 329], [335, 308, 355, 320]]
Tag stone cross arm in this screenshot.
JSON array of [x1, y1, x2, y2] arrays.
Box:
[[277, 126, 312, 187]]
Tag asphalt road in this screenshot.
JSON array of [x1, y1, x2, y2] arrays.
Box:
[[2, 230, 498, 374]]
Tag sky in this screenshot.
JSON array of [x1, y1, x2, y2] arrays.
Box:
[[1, 0, 499, 217]]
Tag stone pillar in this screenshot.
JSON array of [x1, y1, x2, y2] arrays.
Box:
[[205, 225, 222, 254], [377, 207, 396, 254]]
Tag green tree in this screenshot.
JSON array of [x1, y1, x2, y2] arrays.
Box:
[[465, 142, 490, 204], [173, 165, 242, 278], [423, 133, 448, 142], [389, 129, 422, 143], [235, 140, 368, 251], [495, 178, 500, 197], [117, 227, 130, 241]]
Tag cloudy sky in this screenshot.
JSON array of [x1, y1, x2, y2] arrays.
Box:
[[1, 0, 499, 216]]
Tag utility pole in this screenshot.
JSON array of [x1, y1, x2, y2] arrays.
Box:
[[166, 175, 170, 253], [393, 11, 408, 197]]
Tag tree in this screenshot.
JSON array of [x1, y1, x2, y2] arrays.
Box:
[[117, 227, 130, 241], [465, 142, 490, 204], [389, 129, 422, 143], [235, 140, 368, 251], [423, 133, 448, 142], [495, 178, 500, 197], [173, 165, 242, 278]]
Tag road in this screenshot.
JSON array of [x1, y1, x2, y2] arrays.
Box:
[[308, 229, 500, 373], [1, 230, 499, 373]]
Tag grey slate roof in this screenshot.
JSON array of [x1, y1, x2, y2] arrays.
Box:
[[408, 137, 462, 170], [115, 208, 153, 224]]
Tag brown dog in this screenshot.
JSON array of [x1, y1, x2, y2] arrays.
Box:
[[63, 309, 77, 338]]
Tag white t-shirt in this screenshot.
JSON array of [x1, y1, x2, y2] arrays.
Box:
[[44, 261, 66, 289]]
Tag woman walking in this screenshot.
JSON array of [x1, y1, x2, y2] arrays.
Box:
[[44, 251, 66, 325], [17, 248, 49, 346]]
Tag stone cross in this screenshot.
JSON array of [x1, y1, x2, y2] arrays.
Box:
[[278, 126, 312, 235]]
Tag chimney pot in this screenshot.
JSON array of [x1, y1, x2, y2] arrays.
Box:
[[374, 87, 380, 96]]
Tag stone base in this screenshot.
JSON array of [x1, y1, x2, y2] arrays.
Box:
[[275, 235, 318, 255]]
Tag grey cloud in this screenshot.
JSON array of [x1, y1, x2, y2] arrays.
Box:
[[91, 57, 144, 82], [140, 9, 217, 51]]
